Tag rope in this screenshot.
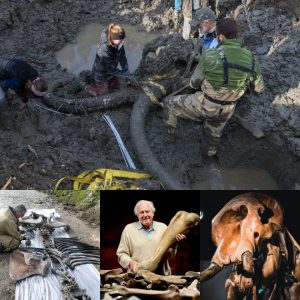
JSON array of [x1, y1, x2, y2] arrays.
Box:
[[55, 168, 152, 190]]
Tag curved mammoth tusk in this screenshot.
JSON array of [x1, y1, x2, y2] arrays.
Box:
[[242, 251, 254, 276], [199, 263, 222, 282]]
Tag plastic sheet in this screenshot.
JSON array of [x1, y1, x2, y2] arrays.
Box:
[[16, 209, 100, 300]]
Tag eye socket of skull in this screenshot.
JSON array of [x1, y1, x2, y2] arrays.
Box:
[[258, 205, 274, 224], [209, 193, 284, 270], [219, 204, 248, 224]]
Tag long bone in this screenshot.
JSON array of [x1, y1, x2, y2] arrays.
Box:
[[138, 211, 200, 272]]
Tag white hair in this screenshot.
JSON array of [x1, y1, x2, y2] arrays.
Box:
[[134, 200, 156, 216]]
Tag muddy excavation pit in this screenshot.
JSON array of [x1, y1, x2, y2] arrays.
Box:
[[0, 0, 299, 190]]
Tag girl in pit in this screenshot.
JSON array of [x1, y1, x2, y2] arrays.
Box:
[[85, 23, 136, 96]]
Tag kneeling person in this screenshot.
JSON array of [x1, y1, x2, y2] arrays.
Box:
[[0, 58, 48, 109], [0, 205, 27, 253], [85, 23, 135, 97]]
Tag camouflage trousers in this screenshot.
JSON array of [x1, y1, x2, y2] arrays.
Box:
[[163, 91, 236, 147]]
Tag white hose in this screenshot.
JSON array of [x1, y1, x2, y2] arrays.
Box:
[[102, 114, 137, 169]]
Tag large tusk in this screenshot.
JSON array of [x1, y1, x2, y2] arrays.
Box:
[[139, 211, 200, 272], [242, 251, 254, 276], [199, 263, 222, 282]]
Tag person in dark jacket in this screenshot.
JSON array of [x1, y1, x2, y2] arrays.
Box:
[[0, 58, 48, 109], [85, 23, 134, 97]]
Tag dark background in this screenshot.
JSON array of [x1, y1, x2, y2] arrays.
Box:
[[200, 190, 300, 259], [101, 190, 200, 275], [200, 190, 300, 299]]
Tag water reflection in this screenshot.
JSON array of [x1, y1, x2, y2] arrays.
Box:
[[56, 23, 160, 75], [193, 167, 280, 190]]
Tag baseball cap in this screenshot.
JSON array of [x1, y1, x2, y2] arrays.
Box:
[[190, 7, 216, 27]]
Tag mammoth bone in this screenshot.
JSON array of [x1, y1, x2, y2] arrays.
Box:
[[9, 249, 51, 282], [138, 211, 200, 273], [199, 192, 300, 299], [200, 192, 285, 290]]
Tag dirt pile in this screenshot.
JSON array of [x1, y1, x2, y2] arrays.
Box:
[[231, 0, 300, 156]]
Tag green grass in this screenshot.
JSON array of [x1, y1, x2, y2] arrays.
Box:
[[52, 190, 99, 207]]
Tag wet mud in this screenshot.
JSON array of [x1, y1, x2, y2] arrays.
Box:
[[0, 0, 299, 189]]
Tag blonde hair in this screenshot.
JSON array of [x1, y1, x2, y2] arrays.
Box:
[[108, 23, 125, 46]]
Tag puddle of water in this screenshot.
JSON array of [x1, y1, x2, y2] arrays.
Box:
[[193, 167, 280, 190], [56, 23, 160, 75]]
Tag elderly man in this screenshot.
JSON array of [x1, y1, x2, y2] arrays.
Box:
[[116, 200, 186, 275], [0, 205, 27, 253], [164, 19, 264, 157]]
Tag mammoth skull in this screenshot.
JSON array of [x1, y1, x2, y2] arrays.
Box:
[[200, 192, 284, 282]]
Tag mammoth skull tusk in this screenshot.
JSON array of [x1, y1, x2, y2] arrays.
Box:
[[199, 263, 222, 282], [242, 251, 254, 276]]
